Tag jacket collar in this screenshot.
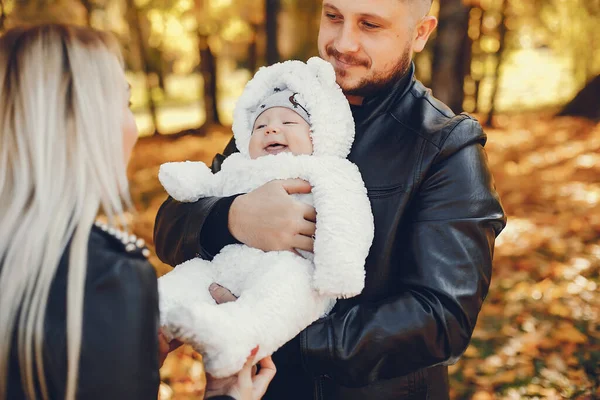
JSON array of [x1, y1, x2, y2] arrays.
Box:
[[351, 61, 416, 127]]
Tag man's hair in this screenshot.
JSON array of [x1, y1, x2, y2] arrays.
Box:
[[401, 0, 433, 22], [403, 0, 433, 14], [413, 0, 433, 5]]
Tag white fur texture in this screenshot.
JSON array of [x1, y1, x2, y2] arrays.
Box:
[[159, 153, 374, 297], [159, 246, 337, 377], [232, 57, 355, 159], [158, 58, 374, 378]]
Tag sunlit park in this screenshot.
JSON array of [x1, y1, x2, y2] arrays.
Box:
[[2, 0, 599, 398]]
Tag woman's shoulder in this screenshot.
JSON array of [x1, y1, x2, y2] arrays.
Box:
[[86, 222, 157, 286], [77, 224, 160, 399]]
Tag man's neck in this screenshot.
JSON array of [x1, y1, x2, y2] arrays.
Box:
[[346, 95, 364, 106]]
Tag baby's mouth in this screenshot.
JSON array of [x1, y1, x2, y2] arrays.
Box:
[[264, 143, 289, 154]]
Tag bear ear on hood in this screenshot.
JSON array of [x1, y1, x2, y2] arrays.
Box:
[[307, 57, 337, 88]]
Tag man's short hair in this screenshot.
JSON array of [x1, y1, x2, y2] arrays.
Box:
[[402, 0, 433, 20], [412, 0, 433, 10]]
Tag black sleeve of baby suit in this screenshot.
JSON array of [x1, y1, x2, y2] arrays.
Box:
[[199, 194, 243, 258]]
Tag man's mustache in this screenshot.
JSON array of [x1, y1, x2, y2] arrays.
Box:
[[326, 45, 370, 68]]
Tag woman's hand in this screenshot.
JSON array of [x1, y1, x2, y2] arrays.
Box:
[[205, 347, 276, 400], [158, 329, 183, 368]]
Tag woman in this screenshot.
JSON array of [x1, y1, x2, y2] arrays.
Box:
[[0, 24, 274, 400]]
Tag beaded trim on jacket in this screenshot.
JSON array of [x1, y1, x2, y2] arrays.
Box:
[[93, 221, 151, 258]]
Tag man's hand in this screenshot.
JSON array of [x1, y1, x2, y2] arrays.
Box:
[[229, 179, 316, 253]]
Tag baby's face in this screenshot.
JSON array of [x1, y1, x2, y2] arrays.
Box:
[[248, 107, 313, 159]]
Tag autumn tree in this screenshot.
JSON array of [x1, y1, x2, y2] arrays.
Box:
[[125, 0, 161, 135], [431, 0, 471, 114], [265, 0, 280, 64], [1, 0, 8, 31], [485, 0, 509, 127], [558, 74, 600, 121], [7, 0, 87, 26]]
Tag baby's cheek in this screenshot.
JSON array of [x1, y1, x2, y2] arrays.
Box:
[[248, 135, 263, 159]]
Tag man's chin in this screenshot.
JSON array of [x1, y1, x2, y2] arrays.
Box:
[[336, 75, 364, 93], [338, 82, 373, 98]]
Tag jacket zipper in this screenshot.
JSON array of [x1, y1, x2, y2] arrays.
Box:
[[313, 377, 323, 400]]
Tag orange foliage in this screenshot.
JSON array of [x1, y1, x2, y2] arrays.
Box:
[[127, 115, 600, 399]]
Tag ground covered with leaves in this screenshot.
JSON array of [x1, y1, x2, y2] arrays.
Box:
[[127, 115, 600, 399]]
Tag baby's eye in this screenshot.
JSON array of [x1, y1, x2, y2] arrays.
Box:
[[283, 121, 297, 125], [255, 124, 266, 130]]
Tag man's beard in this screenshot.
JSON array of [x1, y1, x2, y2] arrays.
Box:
[[325, 44, 412, 98]]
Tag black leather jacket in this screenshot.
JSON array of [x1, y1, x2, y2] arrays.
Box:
[[7, 226, 161, 399], [154, 64, 506, 400]]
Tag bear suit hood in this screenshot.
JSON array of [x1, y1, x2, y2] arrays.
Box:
[[232, 57, 355, 159]]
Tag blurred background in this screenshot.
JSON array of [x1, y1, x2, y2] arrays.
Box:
[[2, 0, 599, 398]]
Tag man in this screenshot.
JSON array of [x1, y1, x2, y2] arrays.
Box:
[[154, 0, 506, 399]]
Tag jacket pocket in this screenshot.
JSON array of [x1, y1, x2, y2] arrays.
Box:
[[366, 182, 406, 199]]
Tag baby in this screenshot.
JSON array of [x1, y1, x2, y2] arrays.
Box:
[[158, 57, 374, 378], [248, 89, 313, 158]]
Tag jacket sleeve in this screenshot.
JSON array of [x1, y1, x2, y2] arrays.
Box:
[[77, 256, 160, 399], [154, 137, 239, 266], [300, 119, 506, 387]]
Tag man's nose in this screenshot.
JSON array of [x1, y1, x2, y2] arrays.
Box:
[[335, 24, 360, 54]]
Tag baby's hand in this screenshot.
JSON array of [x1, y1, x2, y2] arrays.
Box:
[[209, 283, 238, 304]]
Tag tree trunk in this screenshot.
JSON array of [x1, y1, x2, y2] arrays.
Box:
[[198, 33, 220, 126], [485, 0, 509, 127], [431, 0, 471, 114], [0, 0, 8, 32], [265, 0, 280, 65], [557, 74, 600, 121], [125, 0, 160, 135], [471, 6, 485, 113], [79, 0, 92, 26], [247, 23, 259, 73]]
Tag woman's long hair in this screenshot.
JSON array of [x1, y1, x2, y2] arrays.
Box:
[[0, 24, 133, 400]]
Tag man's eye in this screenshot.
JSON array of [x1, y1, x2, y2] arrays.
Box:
[[362, 21, 380, 29], [326, 13, 340, 21]]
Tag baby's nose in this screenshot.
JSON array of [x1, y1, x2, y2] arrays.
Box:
[[265, 126, 279, 135]]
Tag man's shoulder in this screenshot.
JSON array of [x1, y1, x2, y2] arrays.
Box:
[[389, 80, 485, 151]]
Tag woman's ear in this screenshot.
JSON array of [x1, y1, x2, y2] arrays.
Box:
[[413, 16, 438, 53]]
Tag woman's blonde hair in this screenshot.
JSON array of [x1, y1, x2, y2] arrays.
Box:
[[0, 24, 132, 400]]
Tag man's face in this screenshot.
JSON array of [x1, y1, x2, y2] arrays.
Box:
[[318, 0, 432, 100]]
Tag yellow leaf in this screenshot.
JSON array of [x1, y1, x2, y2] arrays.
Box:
[[552, 322, 588, 344], [464, 345, 480, 358], [548, 302, 571, 317], [494, 370, 519, 384], [472, 391, 494, 400]]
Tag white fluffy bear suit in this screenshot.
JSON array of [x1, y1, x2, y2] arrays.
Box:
[[158, 57, 374, 378]]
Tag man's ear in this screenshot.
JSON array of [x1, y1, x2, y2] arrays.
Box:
[[413, 16, 438, 53]]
